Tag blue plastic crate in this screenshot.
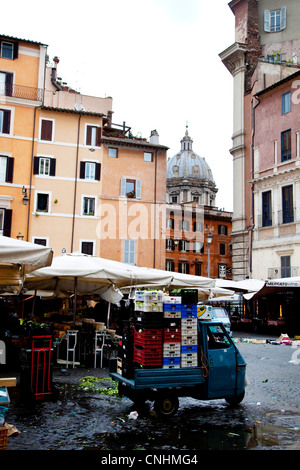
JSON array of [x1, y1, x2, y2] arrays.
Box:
[[163, 303, 182, 312], [181, 304, 197, 313], [163, 356, 180, 365], [181, 345, 198, 353], [181, 305, 197, 318]]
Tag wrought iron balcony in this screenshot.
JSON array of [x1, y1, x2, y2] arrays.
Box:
[[0, 82, 44, 102]]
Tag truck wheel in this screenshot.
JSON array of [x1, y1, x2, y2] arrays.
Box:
[[225, 390, 245, 406], [154, 393, 179, 418]]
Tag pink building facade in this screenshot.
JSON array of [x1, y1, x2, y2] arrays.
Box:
[[220, 0, 300, 280]]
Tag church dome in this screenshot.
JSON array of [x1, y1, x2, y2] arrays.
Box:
[[167, 128, 215, 183], [166, 127, 217, 206]]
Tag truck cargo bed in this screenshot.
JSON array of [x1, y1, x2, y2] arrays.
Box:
[[110, 366, 205, 390]]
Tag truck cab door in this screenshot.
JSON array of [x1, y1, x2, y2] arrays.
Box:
[[206, 324, 237, 399]]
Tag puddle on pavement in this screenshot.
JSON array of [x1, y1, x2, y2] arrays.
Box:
[[245, 422, 300, 449], [80, 422, 300, 451]]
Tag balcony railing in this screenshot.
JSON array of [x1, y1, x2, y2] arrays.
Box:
[[0, 83, 44, 102], [256, 209, 297, 228]]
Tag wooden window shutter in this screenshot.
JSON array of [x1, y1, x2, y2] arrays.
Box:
[[33, 157, 40, 174], [6, 157, 14, 183], [280, 6, 286, 30], [50, 158, 56, 176], [2, 110, 11, 134], [136, 179, 142, 199], [13, 42, 19, 59], [41, 120, 53, 141], [264, 10, 270, 32], [86, 126, 92, 145], [80, 161, 86, 179], [95, 163, 101, 181], [3, 209, 12, 237], [120, 178, 126, 197], [5, 73, 13, 97], [96, 127, 101, 147]]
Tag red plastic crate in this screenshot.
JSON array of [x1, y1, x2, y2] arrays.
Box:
[[163, 328, 181, 342], [133, 345, 162, 365], [134, 329, 163, 345]]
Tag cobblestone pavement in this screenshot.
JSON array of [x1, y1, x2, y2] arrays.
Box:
[[1, 332, 300, 453]]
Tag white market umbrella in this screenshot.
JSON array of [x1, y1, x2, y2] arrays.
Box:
[[24, 253, 216, 324], [216, 278, 265, 293], [24, 253, 176, 323], [24, 252, 175, 296], [0, 236, 53, 293]]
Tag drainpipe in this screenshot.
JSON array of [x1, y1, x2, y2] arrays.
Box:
[[27, 105, 41, 241], [153, 149, 158, 268], [250, 95, 260, 273], [71, 113, 81, 252]]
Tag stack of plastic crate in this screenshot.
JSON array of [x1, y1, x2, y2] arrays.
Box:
[[181, 290, 198, 367], [162, 295, 182, 368], [118, 320, 134, 378], [133, 291, 164, 367]]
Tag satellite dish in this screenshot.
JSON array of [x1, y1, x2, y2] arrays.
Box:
[[81, 104, 86, 111], [74, 103, 79, 111]]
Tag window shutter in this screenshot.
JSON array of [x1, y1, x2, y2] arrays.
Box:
[[13, 42, 19, 59], [3, 209, 12, 237], [136, 179, 142, 199], [6, 157, 14, 183], [41, 120, 53, 141], [3, 110, 11, 134], [96, 127, 101, 147], [264, 9, 270, 32], [33, 157, 40, 174], [80, 161, 85, 179], [95, 163, 101, 181], [123, 239, 136, 264], [129, 240, 136, 265], [123, 239, 129, 263], [5, 73, 13, 97], [50, 158, 56, 176], [86, 126, 92, 146], [280, 6, 286, 30], [120, 178, 126, 197]]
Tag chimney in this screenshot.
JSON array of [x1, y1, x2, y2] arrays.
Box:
[[51, 56, 62, 91], [150, 129, 159, 145]]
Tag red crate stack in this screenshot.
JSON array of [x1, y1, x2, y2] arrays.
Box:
[[133, 328, 163, 366]]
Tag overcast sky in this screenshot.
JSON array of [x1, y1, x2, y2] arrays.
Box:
[[3, 0, 235, 211]]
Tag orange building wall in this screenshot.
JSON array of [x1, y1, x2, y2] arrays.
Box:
[[0, 37, 45, 240]]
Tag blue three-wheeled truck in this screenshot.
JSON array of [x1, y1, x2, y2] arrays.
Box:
[[110, 316, 247, 417]]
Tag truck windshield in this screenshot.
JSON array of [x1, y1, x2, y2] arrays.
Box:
[[207, 325, 231, 349], [212, 308, 228, 318]]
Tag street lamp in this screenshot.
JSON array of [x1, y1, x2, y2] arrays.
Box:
[[22, 186, 29, 205], [207, 232, 213, 277]]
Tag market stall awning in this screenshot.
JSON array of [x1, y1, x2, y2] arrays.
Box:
[[24, 253, 215, 300], [23, 253, 176, 298], [216, 278, 265, 294], [0, 236, 53, 293]]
